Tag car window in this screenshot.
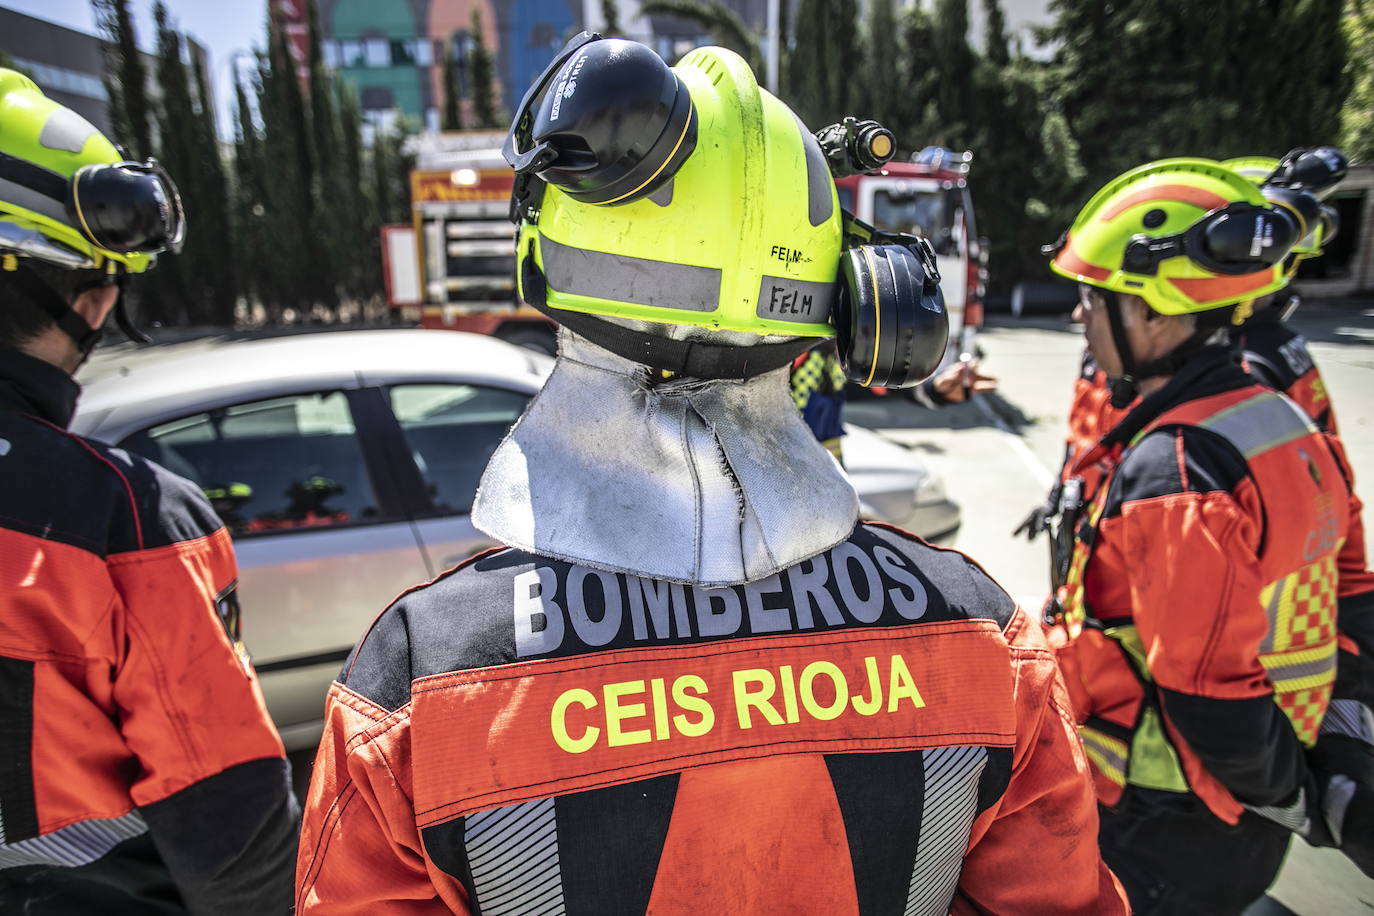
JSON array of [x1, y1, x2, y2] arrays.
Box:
[[120, 391, 383, 536], [389, 384, 530, 515]]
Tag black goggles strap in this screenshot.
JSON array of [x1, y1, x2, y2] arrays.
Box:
[[0, 151, 67, 203], [6, 264, 102, 353], [521, 253, 819, 379]]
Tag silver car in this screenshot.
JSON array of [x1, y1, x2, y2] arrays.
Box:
[[74, 330, 958, 750]]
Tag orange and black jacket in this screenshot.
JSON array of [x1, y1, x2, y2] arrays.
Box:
[[1060, 351, 1126, 491], [1052, 345, 1367, 824], [0, 349, 299, 914], [1060, 331, 1374, 753], [297, 523, 1127, 914]]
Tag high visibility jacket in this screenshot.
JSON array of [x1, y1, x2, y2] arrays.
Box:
[[1236, 312, 1338, 435], [1060, 332, 1374, 667], [0, 349, 299, 914], [1052, 347, 1365, 824], [1233, 315, 1374, 646], [1060, 351, 1127, 490], [296, 522, 1126, 914]]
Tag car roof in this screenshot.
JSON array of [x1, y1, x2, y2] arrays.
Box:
[[74, 329, 550, 443]]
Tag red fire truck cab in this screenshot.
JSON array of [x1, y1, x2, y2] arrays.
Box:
[[835, 148, 986, 367]]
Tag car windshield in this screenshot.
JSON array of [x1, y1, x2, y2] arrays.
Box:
[[871, 186, 960, 256]]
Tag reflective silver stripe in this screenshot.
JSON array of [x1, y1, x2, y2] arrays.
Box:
[[755, 275, 835, 324], [1262, 651, 1337, 686], [0, 810, 147, 869], [1248, 786, 1309, 834], [1195, 391, 1315, 459], [1321, 698, 1374, 744], [540, 235, 719, 312], [463, 798, 566, 916], [1080, 728, 1129, 784], [39, 108, 98, 154], [905, 745, 988, 916], [0, 175, 72, 227]]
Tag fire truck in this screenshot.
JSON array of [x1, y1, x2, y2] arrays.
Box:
[[835, 147, 986, 366], [387, 130, 558, 353]]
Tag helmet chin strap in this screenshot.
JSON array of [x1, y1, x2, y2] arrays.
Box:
[[1101, 289, 1217, 408], [1102, 291, 1140, 409], [7, 264, 102, 355]]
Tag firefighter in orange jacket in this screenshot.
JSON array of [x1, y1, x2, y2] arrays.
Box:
[[0, 72, 298, 913], [297, 35, 1125, 915], [1045, 157, 1374, 914], [1027, 150, 1374, 819]]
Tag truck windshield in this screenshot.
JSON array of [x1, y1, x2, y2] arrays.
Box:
[[871, 187, 961, 256]]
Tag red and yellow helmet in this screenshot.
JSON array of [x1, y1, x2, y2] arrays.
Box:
[[1051, 158, 1296, 315]]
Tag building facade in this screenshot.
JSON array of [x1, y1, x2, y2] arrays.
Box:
[[0, 7, 118, 135], [316, 0, 584, 130]]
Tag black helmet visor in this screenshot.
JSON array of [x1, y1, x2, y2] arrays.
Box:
[[68, 159, 185, 255]]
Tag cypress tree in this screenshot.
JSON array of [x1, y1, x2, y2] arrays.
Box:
[[860, 0, 902, 131], [1343, 0, 1374, 161], [264, 7, 317, 311], [601, 0, 623, 38], [982, 0, 1010, 68], [468, 8, 499, 128], [149, 2, 198, 324], [232, 71, 269, 313], [441, 39, 463, 130], [307, 0, 343, 308], [786, 0, 858, 126], [92, 0, 152, 159], [190, 47, 237, 324]]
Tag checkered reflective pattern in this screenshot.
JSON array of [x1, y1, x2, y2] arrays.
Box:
[[1259, 554, 1339, 746], [790, 350, 846, 410]]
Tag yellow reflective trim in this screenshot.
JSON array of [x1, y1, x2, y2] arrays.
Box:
[[860, 246, 881, 387], [1080, 727, 1128, 787], [1262, 640, 1338, 670], [1127, 707, 1190, 793], [602, 104, 696, 206]]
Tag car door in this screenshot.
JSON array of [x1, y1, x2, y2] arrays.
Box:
[[381, 381, 533, 572], [118, 388, 433, 749]]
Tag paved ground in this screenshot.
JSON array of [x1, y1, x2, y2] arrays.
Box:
[[848, 300, 1374, 915]]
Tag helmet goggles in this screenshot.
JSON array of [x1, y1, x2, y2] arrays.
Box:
[[70, 159, 184, 256], [0, 150, 184, 264]]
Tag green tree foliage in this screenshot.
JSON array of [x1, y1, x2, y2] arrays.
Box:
[[602, 0, 624, 38], [982, 0, 1010, 67], [189, 47, 236, 324], [92, 0, 152, 160], [640, 0, 764, 75], [441, 39, 463, 131], [1042, 0, 1349, 182], [469, 8, 499, 128], [861, 0, 903, 131], [1343, 0, 1374, 161], [786, 0, 859, 125]]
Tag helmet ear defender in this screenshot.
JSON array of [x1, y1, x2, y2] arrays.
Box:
[[506, 34, 948, 388], [1120, 187, 1322, 278]]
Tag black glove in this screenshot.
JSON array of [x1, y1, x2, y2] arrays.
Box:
[[1013, 482, 1061, 542]]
